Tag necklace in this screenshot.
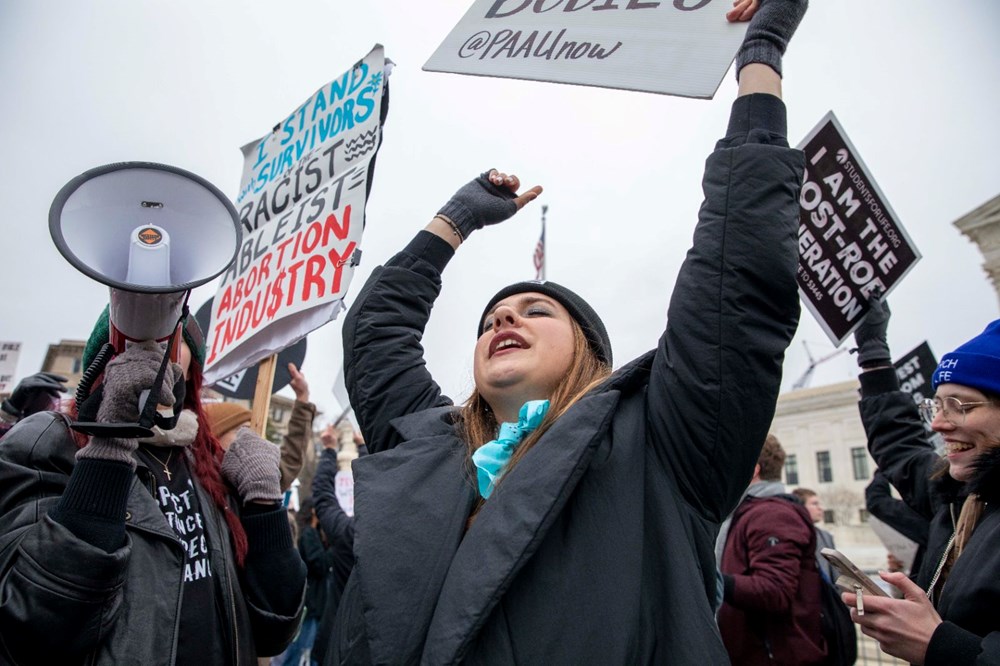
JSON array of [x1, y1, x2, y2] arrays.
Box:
[[146, 447, 175, 481]]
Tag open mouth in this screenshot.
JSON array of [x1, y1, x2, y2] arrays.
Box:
[[946, 441, 975, 454], [489, 333, 527, 357]]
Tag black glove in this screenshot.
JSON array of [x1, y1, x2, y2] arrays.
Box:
[[436, 170, 519, 240], [1, 372, 68, 419], [854, 292, 892, 368], [77, 341, 181, 467], [735, 0, 808, 80]]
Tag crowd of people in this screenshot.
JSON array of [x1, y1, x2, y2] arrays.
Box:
[[1, 0, 999, 664]]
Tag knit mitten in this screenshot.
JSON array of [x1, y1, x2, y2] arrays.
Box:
[[436, 170, 519, 240], [77, 341, 181, 467], [221, 427, 282, 503], [735, 0, 808, 79]]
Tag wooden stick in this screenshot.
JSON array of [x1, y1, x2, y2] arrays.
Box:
[[250, 354, 278, 436]]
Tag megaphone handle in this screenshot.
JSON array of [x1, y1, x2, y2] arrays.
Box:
[[137, 301, 190, 429]]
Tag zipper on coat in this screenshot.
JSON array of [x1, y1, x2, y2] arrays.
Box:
[[926, 503, 959, 603]]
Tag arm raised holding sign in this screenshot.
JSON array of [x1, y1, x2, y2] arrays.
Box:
[[332, 2, 807, 663]]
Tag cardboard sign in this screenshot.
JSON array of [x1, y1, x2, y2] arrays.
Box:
[[423, 0, 747, 99], [194, 297, 307, 399], [894, 341, 937, 402], [796, 112, 921, 346], [204, 45, 389, 385], [335, 469, 356, 517], [0, 342, 22, 394]]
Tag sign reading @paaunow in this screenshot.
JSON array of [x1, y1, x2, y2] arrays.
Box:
[[203, 44, 390, 385], [796, 111, 921, 346], [423, 0, 748, 99]]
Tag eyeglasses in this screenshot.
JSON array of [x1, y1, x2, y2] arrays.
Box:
[[919, 396, 994, 427]]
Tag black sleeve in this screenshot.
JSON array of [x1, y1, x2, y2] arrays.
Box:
[[858, 368, 942, 520], [865, 469, 930, 546], [311, 448, 355, 589], [342, 231, 455, 453], [239, 503, 307, 656], [646, 94, 803, 523]]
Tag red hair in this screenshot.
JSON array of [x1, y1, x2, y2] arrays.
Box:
[[71, 355, 249, 566]]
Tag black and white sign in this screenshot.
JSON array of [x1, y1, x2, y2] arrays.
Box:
[[796, 112, 921, 345]]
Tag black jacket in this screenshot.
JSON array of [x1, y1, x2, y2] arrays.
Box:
[[0, 411, 306, 665], [311, 448, 357, 666], [330, 95, 803, 665], [858, 368, 1000, 665]]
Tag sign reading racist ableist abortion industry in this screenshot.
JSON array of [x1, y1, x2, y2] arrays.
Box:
[[203, 45, 389, 385], [796, 112, 920, 346]]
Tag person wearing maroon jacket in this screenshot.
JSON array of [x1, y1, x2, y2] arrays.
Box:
[[718, 434, 827, 666]]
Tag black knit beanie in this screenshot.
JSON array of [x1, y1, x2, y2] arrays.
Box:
[[479, 281, 612, 367]]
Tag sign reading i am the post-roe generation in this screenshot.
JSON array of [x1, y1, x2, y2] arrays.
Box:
[[796, 112, 921, 346]]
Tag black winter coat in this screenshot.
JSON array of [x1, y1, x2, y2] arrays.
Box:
[[0, 411, 305, 665], [858, 368, 1000, 665], [332, 95, 803, 665]]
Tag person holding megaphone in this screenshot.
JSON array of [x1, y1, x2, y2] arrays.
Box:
[[0, 163, 305, 665]]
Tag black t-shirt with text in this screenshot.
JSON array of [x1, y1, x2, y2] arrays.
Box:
[[137, 446, 227, 665]]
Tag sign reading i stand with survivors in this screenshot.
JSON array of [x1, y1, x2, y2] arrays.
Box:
[[203, 45, 390, 386], [796, 112, 921, 346]]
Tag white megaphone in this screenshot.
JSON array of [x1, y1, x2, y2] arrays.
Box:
[[49, 162, 242, 436]]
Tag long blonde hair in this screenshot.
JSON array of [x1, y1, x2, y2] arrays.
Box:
[[460, 321, 612, 492]]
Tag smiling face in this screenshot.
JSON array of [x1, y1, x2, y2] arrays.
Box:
[[473, 292, 576, 423], [931, 383, 1000, 483]]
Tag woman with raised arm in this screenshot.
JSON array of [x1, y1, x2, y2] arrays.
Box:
[[328, 1, 806, 663], [846, 299, 1000, 666]]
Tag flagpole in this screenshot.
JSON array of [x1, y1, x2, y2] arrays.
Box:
[[538, 205, 548, 281]]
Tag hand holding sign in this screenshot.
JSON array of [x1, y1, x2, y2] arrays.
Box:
[[732, 0, 808, 80], [854, 290, 892, 368]]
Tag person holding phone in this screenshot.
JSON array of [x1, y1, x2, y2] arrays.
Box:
[[849, 297, 1000, 665]]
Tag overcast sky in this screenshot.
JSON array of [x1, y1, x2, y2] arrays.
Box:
[[3, 1, 999, 424]]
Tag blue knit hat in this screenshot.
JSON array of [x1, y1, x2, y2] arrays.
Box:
[[932, 319, 1000, 395]]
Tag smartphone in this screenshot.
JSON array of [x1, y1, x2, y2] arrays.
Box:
[[820, 548, 888, 597]]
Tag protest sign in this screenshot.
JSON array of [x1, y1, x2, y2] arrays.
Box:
[[868, 515, 919, 573], [195, 297, 306, 399], [204, 45, 389, 385], [796, 112, 921, 346], [424, 0, 747, 99], [335, 469, 356, 516], [894, 341, 937, 402], [0, 342, 22, 394]]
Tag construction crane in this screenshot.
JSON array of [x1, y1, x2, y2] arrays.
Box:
[[792, 341, 849, 390]]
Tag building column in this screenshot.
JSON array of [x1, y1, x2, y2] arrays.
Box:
[[954, 194, 1000, 308]]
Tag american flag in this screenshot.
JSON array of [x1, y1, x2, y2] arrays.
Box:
[[533, 205, 547, 280]]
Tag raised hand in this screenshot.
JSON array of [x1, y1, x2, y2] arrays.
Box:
[[730, 0, 808, 79], [222, 427, 283, 504], [1, 371, 68, 418], [436, 169, 543, 241], [288, 362, 310, 403], [854, 291, 892, 368]]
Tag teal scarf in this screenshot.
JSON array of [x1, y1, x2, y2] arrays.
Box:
[[472, 400, 550, 499]]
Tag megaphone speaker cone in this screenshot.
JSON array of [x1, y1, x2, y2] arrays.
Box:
[[50, 162, 242, 294]]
